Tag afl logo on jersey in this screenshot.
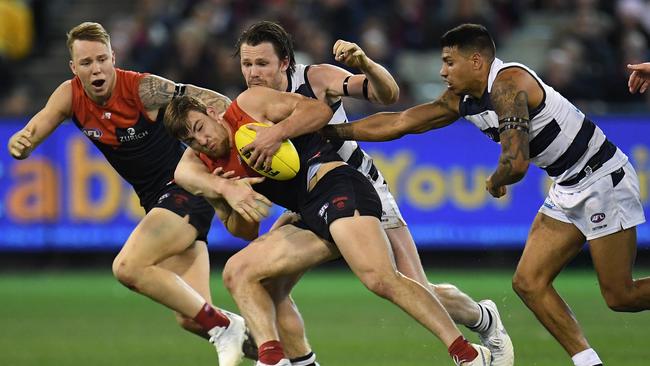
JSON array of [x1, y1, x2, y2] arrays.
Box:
[[82, 128, 103, 140], [590, 213, 606, 223]]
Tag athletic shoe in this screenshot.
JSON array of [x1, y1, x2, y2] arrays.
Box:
[[208, 310, 246, 366], [255, 359, 291, 366], [478, 300, 514, 366], [455, 344, 491, 366], [242, 328, 258, 360]]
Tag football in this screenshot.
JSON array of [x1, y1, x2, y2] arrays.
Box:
[[234, 122, 300, 180]]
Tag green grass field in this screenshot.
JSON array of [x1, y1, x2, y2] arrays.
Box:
[[1, 269, 649, 366]]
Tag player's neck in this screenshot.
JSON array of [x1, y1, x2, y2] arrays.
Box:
[[279, 76, 289, 92]]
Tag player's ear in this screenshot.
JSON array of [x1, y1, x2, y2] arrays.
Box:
[[69, 60, 76, 75], [206, 106, 217, 119], [111, 49, 116, 65], [472, 52, 484, 70], [280, 56, 289, 72]]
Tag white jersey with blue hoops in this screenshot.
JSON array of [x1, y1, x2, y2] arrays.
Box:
[[286, 63, 406, 228], [460, 58, 628, 188], [287, 64, 384, 185]]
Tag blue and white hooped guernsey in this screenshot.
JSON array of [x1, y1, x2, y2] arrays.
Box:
[[459, 58, 627, 187], [287, 64, 384, 184]]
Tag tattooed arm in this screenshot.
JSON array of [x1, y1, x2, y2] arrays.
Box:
[[321, 89, 461, 141], [138, 74, 231, 119], [486, 68, 542, 197]]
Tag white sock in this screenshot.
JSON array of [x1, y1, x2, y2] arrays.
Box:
[[468, 303, 492, 333], [290, 351, 317, 366], [572, 348, 602, 366]]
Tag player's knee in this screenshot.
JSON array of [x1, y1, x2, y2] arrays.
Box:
[[112, 256, 140, 290], [601, 288, 638, 312], [358, 269, 398, 299], [512, 271, 543, 299], [222, 255, 252, 293]]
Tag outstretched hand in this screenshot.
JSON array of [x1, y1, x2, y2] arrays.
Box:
[[333, 39, 370, 70], [241, 124, 283, 170], [8, 125, 35, 160], [627, 63, 650, 94]]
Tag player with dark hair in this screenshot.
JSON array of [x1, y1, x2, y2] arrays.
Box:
[[165, 90, 492, 366], [231, 20, 513, 366], [6, 21, 263, 366], [323, 23, 649, 366]]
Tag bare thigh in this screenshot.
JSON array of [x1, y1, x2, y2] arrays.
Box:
[[114, 208, 200, 268], [515, 213, 586, 287]]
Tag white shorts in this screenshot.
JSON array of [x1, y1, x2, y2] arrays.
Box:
[[539, 162, 646, 240], [372, 178, 406, 230]]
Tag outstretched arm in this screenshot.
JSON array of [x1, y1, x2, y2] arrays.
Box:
[[628, 62, 650, 94], [322, 89, 461, 142], [237, 87, 334, 169], [138, 74, 231, 117], [486, 68, 539, 197], [7, 81, 72, 159]]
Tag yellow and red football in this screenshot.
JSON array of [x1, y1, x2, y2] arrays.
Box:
[[234, 122, 300, 181]]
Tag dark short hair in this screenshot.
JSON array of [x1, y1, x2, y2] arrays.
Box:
[[441, 24, 496, 61], [163, 95, 207, 141], [235, 21, 296, 76]]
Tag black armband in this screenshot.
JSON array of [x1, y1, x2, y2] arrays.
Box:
[[173, 83, 187, 98], [342, 75, 351, 96], [362, 78, 369, 100], [498, 117, 529, 134]]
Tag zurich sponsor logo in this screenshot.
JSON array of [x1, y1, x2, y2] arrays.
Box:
[[590, 213, 606, 223], [82, 128, 103, 140]]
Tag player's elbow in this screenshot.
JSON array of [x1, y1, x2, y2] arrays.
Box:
[[173, 167, 193, 193], [377, 85, 400, 105]]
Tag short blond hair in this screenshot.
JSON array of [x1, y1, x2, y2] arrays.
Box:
[[164, 95, 208, 141], [66, 22, 111, 57]]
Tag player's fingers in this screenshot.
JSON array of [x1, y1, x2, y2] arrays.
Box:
[[352, 49, 365, 58], [255, 195, 273, 208], [20, 135, 33, 147], [243, 176, 266, 185], [627, 71, 641, 93], [246, 124, 261, 132], [264, 157, 274, 170], [222, 170, 237, 178], [24, 125, 35, 136], [640, 80, 649, 93], [234, 205, 255, 223], [211, 167, 224, 175], [628, 63, 644, 71], [332, 39, 342, 54], [9, 145, 22, 158]]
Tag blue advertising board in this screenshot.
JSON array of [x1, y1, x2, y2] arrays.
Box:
[[0, 116, 648, 251]]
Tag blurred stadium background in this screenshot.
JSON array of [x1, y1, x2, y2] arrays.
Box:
[[1, 0, 649, 365]]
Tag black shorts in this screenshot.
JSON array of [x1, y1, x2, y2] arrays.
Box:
[[143, 183, 214, 243], [294, 165, 382, 242]]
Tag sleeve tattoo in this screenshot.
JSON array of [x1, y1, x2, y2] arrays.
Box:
[[490, 76, 530, 184], [138, 75, 231, 113]]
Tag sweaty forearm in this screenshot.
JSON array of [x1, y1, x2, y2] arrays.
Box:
[[361, 61, 399, 105], [175, 167, 226, 200], [185, 85, 231, 114], [322, 112, 403, 141], [277, 99, 333, 139]]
